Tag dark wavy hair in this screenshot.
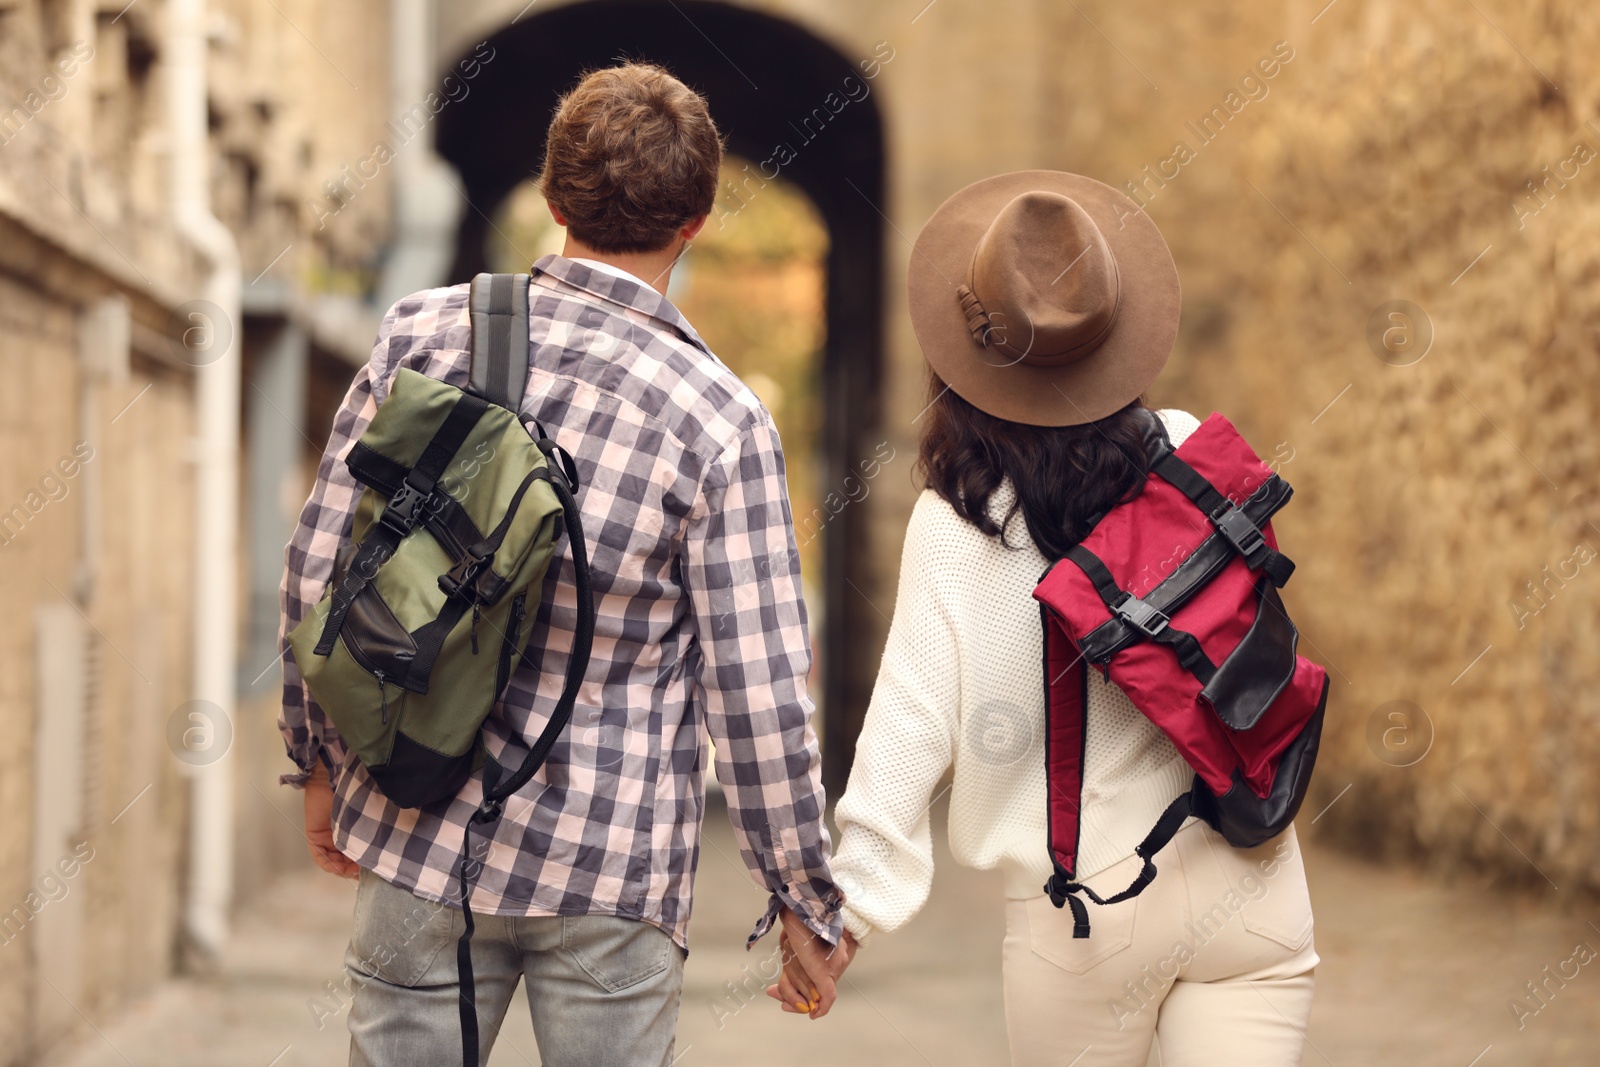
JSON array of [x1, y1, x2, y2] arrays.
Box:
[[916, 375, 1153, 561]]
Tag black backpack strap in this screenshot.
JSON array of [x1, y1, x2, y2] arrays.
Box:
[[469, 273, 532, 411], [450, 300, 594, 1065], [1045, 790, 1194, 938], [486, 454, 593, 803], [1151, 450, 1296, 587], [1063, 543, 1217, 685], [453, 465, 593, 1067]]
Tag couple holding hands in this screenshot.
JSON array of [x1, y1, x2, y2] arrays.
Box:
[[282, 62, 1316, 1067]]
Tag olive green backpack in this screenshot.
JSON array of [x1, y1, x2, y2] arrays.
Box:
[[288, 272, 594, 811]]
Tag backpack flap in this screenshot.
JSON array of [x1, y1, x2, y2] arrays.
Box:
[[1199, 577, 1298, 731]]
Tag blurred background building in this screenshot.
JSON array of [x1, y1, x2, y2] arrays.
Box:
[[2, 0, 1599, 1063]]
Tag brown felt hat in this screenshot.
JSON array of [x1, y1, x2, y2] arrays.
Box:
[[908, 170, 1181, 426]]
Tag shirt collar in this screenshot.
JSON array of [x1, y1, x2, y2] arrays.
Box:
[[531, 253, 711, 354], [569, 256, 651, 288]]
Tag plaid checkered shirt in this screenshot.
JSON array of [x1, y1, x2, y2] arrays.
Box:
[[278, 254, 844, 950]]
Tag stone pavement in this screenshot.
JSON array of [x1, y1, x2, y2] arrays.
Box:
[[42, 795, 1600, 1067]]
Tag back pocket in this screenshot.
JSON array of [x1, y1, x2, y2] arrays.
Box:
[[349, 869, 459, 987], [1224, 827, 1314, 951], [561, 915, 674, 993], [1025, 858, 1140, 974]]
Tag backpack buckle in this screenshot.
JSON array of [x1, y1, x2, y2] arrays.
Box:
[[1209, 500, 1267, 563], [438, 545, 495, 602], [379, 480, 430, 536], [1114, 594, 1169, 638]]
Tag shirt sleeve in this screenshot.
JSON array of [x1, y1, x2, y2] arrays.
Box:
[[829, 493, 959, 942], [277, 306, 400, 787], [684, 411, 845, 948]]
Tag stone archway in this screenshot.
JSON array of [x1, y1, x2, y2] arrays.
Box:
[[435, 1, 887, 790]]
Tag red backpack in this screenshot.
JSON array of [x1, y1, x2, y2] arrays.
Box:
[[1032, 408, 1328, 937]]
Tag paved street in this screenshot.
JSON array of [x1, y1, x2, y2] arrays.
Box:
[[43, 795, 1599, 1066]]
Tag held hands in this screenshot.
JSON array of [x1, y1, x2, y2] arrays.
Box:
[[303, 766, 359, 878], [764, 907, 858, 1019]]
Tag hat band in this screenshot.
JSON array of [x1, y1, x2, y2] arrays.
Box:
[[956, 254, 1124, 366], [958, 284, 994, 346]]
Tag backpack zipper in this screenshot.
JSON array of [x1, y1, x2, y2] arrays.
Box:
[[375, 669, 389, 724], [496, 593, 527, 697]]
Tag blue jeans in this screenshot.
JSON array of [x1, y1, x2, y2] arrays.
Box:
[[346, 868, 685, 1066]]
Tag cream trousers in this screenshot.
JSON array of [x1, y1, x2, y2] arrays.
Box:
[[1003, 820, 1318, 1066]]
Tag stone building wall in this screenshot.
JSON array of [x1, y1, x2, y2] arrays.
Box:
[[0, 0, 389, 1061], [1211, 1, 1600, 892]]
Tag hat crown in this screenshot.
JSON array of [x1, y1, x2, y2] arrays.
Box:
[[965, 191, 1121, 366]]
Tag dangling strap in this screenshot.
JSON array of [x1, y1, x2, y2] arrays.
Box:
[[1045, 791, 1194, 938], [454, 453, 593, 1067]]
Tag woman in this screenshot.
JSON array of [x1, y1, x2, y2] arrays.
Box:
[[796, 173, 1318, 1064]]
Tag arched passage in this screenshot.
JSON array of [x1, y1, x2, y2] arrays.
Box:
[[435, 1, 887, 790]]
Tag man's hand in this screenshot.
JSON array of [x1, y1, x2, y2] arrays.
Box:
[[304, 766, 358, 878], [764, 907, 857, 1019]]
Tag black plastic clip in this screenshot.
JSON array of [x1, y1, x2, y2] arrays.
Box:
[[379, 480, 431, 536], [1209, 500, 1268, 564], [1113, 593, 1170, 638], [438, 545, 495, 602]]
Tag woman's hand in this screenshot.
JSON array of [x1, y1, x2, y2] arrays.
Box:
[[304, 766, 358, 878], [765, 912, 858, 1019]]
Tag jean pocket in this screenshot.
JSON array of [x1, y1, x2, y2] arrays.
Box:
[[348, 868, 459, 987], [1229, 826, 1314, 951], [1025, 864, 1140, 975], [561, 915, 674, 993]]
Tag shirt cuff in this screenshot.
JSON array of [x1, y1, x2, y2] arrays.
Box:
[[746, 883, 846, 950], [279, 744, 341, 789]]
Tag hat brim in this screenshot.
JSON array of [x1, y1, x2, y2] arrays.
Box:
[[907, 170, 1180, 427]]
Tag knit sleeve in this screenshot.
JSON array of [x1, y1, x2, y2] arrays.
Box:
[[831, 492, 962, 942]]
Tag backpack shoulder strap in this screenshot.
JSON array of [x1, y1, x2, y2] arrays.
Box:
[[1132, 404, 1173, 462], [468, 272, 531, 411]]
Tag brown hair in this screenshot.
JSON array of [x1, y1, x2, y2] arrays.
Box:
[[917, 374, 1152, 561], [539, 63, 723, 254]]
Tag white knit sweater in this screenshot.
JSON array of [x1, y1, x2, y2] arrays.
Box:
[[832, 408, 1202, 942]]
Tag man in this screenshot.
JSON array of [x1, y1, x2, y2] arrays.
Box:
[[279, 63, 854, 1066]]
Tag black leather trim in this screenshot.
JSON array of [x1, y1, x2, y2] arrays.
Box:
[[1201, 578, 1299, 731], [367, 730, 476, 809], [341, 586, 422, 691], [1079, 475, 1293, 663], [1190, 677, 1327, 848]]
